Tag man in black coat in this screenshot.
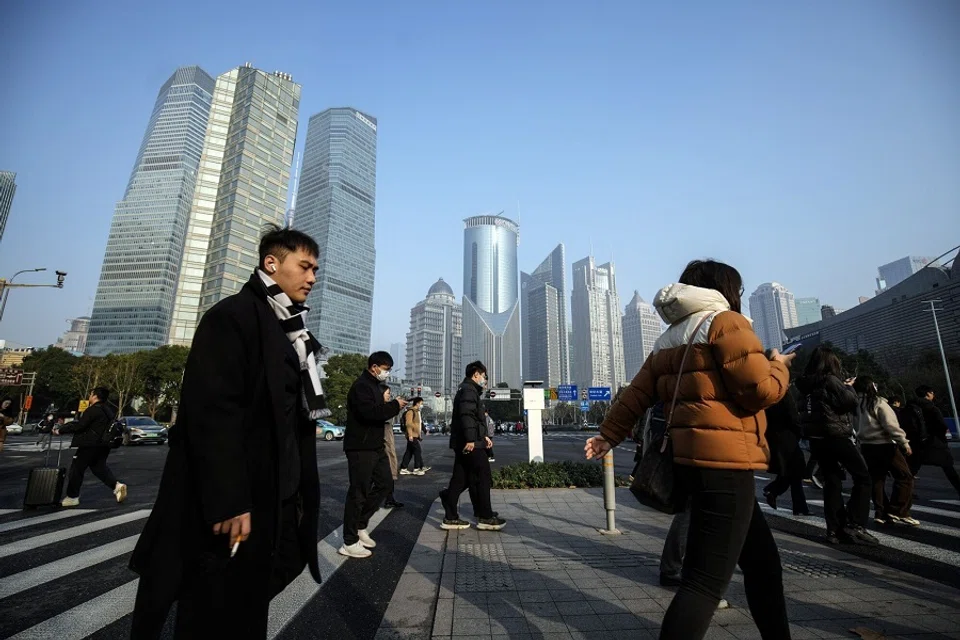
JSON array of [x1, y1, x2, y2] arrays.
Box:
[[911, 385, 960, 498], [129, 226, 325, 638], [439, 361, 505, 531], [339, 351, 406, 558], [55, 387, 126, 507]]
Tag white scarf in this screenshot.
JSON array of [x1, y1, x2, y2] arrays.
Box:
[[257, 270, 331, 420]]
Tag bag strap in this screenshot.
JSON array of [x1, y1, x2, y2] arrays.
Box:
[[666, 312, 717, 429]]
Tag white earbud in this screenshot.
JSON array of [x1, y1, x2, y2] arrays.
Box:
[[271, 265, 277, 273]]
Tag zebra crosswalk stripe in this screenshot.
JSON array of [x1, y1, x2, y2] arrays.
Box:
[[8, 580, 139, 640], [0, 509, 95, 533], [0, 509, 150, 559]]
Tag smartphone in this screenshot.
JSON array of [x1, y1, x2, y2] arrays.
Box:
[[781, 342, 802, 355]]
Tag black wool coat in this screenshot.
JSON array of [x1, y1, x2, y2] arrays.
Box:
[[129, 273, 321, 621]]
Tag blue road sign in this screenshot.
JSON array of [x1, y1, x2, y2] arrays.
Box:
[[580, 401, 590, 411], [557, 384, 577, 402], [588, 387, 612, 401]]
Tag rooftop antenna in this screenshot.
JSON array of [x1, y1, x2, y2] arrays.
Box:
[[286, 151, 301, 228]]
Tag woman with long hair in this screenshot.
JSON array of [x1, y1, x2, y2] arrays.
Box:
[[796, 346, 878, 545], [586, 259, 794, 640], [853, 376, 917, 526]]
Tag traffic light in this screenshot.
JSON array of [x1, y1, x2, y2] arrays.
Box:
[[581, 389, 587, 400]]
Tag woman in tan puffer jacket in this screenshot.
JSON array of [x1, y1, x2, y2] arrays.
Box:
[[586, 259, 794, 640]]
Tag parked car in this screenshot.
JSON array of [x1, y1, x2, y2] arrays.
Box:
[[317, 420, 345, 441], [120, 416, 168, 445], [5, 424, 23, 435]]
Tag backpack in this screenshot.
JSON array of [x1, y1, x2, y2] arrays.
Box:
[[901, 402, 929, 444]]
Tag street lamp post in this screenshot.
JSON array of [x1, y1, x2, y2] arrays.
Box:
[[924, 300, 959, 429], [0, 268, 67, 324]]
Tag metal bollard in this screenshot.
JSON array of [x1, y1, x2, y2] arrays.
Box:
[[599, 450, 621, 535]]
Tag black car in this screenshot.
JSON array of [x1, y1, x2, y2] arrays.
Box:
[[120, 416, 168, 445]]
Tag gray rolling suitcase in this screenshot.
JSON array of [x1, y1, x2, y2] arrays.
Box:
[[24, 436, 67, 508]]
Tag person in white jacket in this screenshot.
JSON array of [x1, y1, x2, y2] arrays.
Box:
[[854, 377, 918, 526]]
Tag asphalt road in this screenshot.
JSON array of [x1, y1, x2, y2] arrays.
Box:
[[0, 431, 958, 639]]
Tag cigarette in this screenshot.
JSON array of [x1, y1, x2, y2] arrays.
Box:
[[231, 539, 240, 558]]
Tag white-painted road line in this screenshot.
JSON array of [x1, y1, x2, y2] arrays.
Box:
[[267, 506, 392, 639], [0, 535, 140, 599], [0, 509, 150, 559], [9, 580, 139, 640], [0, 509, 95, 533], [905, 504, 960, 520], [933, 499, 960, 507], [0, 508, 21, 516]]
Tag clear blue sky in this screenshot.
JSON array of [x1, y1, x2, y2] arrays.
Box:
[[1, 0, 958, 354]]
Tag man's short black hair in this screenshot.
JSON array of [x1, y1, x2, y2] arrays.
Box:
[[259, 224, 319, 270], [368, 351, 394, 369], [92, 386, 110, 403], [411, 397, 423, 405], [465, 361, 486, 379], [915, 385, 935, 398]]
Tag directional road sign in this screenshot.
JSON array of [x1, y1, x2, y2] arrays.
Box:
[[0, 368, 23, 386], [588, 386, 612, 401], [557, 384, 578, 402], [580, 401, 590, 412]]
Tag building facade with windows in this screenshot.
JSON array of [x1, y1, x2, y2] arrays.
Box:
[[293, 108, 377, 355], [87, 67, 216, 355], [406, 278, 462, 396], [0, 171, 16, 245], [748, 282, 798, 350], [795, 297, 822, 327], [571, 257, 626, 390], [622, 291, 662, 379], [521, 244, 569, 388], [877, 256, 935, 293]]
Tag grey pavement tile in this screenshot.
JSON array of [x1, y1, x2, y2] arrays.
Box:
[[450, 618, 492, 635], [579, 586, 619, 602], [786, 626, 821, 640], [523, 602, 563, 617], [548, 589, 584, 602], [588, 599, 627, 615], [488, 617, 531, 635], [518, 590, 554, 603], [454, 601, 490, 619], [433, 599, 454, 636], [601, 613, 645, 631], [918, 615, 960, 633], [554, 600, 594, 615], [524, 615, 569, 634], [487, 603, 525, 619], [560, 615, 606, 632], [619, 598, 665, 614], [374, 629, 431, 640], [712, 608, 754, 626], [721, 625, 764, 640]]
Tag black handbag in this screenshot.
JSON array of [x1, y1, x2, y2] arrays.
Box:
[[629, 312, 714, 514]]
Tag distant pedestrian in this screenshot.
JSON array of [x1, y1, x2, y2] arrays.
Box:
[[909, 385, 960, 499], [129, 225, 325, 637], [380, 385, 404, 509], [796, 346, 878, 546], [854, 377, 916, 526], [586, 259, 793, 640], [400, 397, 427, 475], [484, 410, 496, 462], [762, 386, 811, 516], [339, 351, 406, 558], [440, 361, 504, 531], [0, 398, 14, 452], [55, 387, 126, 507]]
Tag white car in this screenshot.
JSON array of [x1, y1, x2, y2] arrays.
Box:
[[5, 424, 23, 435]]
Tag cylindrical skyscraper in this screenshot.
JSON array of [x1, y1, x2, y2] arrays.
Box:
[[461, 214, 521, 388]]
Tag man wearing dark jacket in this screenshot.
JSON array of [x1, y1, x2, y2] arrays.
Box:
[[439, 361, 505, 531], [911, 386, 960, 497], [339, 351, 406, 558], [55, 387, 125, 507], [129, 226, 325, 638]]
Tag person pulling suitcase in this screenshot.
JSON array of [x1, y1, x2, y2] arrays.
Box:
[[54, 387, 127, 507]]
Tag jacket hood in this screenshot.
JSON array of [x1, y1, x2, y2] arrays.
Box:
[[654, 284, 731, 325]]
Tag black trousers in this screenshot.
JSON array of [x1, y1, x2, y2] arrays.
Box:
[[343, 449, 392, 545], [809, 437, 871, 532], [400, 438, 423, 470], [909, 443, 960, 497], [660, 467, 789, 640], [861, 443, 914, 518], [763, 446, 809, 514], [65, 446, 118, 498], [168, 499, 305, 638], [442, 450, 493, 520]]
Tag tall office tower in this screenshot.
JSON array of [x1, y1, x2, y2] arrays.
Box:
[[749, 282, 799, 350], [293, 108, 377, 355], [406, 278, 463, 394], [87, 66, 216, 355], [55, 317, 91, 355], [389, 342, 405, 376], [461, 214, 521, 389], [0, 171, 16, 244], [521, 244, 569, 388], [571, 257, 626, 390], [876, 256, 935, 292], [622, 291, 662, 379], [795, 297, 822, 326]]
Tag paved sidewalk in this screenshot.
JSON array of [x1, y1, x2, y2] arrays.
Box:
[[376, 488, 960, 640]]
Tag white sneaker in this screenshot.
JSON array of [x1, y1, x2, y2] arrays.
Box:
[[414, 468, 426, 476], [114, 483, 127, 503], [718, 599, 730, 610], [400, 469, 412, 475], [358, 529, 376, 548], [898, 516, 921, 526], [421, 466, 432, 472], [61, 496, 80, 507], [338, 542, 372, 558]]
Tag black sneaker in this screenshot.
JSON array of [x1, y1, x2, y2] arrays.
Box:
[[477, 517, 507, 531], [384, 500, 404, 509], [441, 518, 471, 530], [659, 573, 682, 587], [844, 526, 880, 546], [825, 531, 841, 545]]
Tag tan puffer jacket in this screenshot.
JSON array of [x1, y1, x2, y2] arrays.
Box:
[[601, 284, 790, 470]]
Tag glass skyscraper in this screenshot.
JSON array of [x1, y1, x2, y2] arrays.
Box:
[[749, 282, 799, 350], [521, 244, 569, 388], [461, 214, 521, 389], [293, 108, 377, 355], [622, 291, 662, 378], [0, 171, 16, 245], [87, 66, 215, 355], [571, 257, 626, 390], [406, 278, 463, 395]]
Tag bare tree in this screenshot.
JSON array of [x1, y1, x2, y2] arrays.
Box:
[[103, 353, 145, 416]]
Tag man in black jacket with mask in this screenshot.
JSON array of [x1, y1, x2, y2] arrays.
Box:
[[339, 351, 406, 558], [912, 385, 960, 498], [129, 226, 325, 638], [55, 387, 125, 507], [440, 361, 505, 531]]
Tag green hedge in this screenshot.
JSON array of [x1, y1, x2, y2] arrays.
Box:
[[492, 461, 631, 489]]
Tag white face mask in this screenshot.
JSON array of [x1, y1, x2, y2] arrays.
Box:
[[478, 376, 488, 388], [376, 368, 390, 382]]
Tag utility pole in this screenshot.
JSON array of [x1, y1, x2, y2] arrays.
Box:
[[924, 300, 959, 429]]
